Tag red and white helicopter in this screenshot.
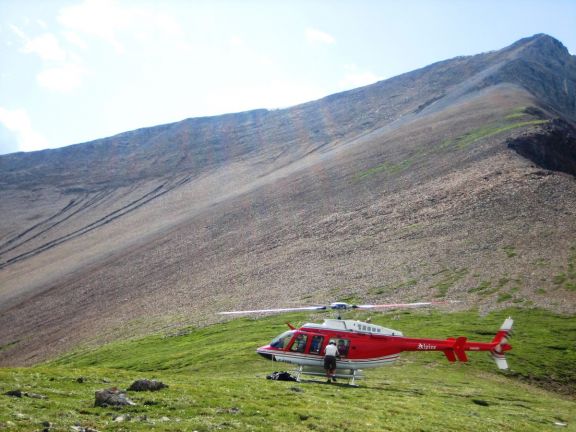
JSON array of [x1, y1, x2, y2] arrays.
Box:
[[220, 301, 513, 385]]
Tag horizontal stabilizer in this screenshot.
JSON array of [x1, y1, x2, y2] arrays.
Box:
[[443, 350, 457, 362], [453, 337, 468, 362], [443, 336, 468, 362]]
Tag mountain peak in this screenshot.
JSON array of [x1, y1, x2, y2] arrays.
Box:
[[509, 33, 571, 59]]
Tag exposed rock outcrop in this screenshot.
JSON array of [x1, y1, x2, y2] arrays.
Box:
[[507, 118, 576, 176]]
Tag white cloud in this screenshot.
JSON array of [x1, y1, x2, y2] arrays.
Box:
[[36, 19, 48, 29], [229, 35, 244, 48], [58, 0, 184, 54], [58, 0, 129, 53], [0, 107, 50, 152], [9, 24, 28, 41], [10, 24, 86, 93], [23, 33, 67, 61], [151, 12, 183, 38], [207, 80, 327, 114], [306, 28, 335, 45], [339, 64, 380, 88], [62, 31, 88, 50], [36, 63, 86, 92]]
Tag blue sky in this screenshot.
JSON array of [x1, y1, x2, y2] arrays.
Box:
[[1, 0, 575, 155]]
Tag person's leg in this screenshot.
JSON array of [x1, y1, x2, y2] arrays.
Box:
[[324, 357, 332, 382]]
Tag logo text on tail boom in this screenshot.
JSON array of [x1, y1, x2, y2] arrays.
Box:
[[417, 343, 437, 350]]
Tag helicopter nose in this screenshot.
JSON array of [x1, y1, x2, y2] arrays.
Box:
[[256, 346, 274, 361]]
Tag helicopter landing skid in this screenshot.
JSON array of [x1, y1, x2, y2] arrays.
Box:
[[292, 365, 364, 386]]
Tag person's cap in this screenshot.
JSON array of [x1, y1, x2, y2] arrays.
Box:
[[330, 341, 336, 344]]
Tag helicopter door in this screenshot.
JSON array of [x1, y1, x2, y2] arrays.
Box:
[[289, 334, 308, 353], [329, 338, 350, 357], [309, 335, 324, 355]]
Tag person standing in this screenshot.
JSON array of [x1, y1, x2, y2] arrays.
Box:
[[323, 341, 340, 382]]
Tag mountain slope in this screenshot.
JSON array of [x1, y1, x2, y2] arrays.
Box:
[[1, 34, 575, 366]]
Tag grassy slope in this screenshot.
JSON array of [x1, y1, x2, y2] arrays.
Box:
[[356, 111, 549, 181], [1, 308, 575, 431]]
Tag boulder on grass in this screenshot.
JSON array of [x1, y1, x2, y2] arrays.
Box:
[[94, 388, 135, 407], [127, 379, 168, 392]]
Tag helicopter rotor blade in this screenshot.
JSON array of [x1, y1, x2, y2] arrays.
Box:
[[218, 305, 327, 315], [354, 301, 458, 310], [219, 300, 460, 315]]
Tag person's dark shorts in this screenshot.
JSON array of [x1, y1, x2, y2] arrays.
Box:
[[324, 355, 336, 370]]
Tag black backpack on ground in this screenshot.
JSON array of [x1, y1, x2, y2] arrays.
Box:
[[266, 371, 297, 381]]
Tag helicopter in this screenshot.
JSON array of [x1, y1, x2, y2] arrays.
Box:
[[219, 301, 513, 385]]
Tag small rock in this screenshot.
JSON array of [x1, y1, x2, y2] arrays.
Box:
[[128, 379, 168, 392], [70, 426, 99, 432], [94, 388, 136, 407], [217, 407, 240, 414], [26, 392, 47, 399], [113, 414, 128, 423], [160, 416, 170, 422], [4, 389, 46, 399]]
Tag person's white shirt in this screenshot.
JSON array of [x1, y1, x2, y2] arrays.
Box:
[[325, 344, 339, 356]]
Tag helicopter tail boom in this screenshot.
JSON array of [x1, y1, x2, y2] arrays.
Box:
[[438, 317, 513, 369]]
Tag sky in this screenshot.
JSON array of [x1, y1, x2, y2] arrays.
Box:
[[0, 0, 575, 155]]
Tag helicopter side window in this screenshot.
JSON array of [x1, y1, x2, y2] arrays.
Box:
[[290, 334, 308, 353], [309, 335, 324, 355], [270, 330, 295, 349], [329, 338, 350, 357]]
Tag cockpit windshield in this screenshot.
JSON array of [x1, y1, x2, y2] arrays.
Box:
[[269, 330, 295, 349]]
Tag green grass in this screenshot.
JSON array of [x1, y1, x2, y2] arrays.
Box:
[[554, 246, 576, 291], [441, 119, 549, 150], [503, 245, 517, 258], [370, 279, 418, 295], [356, 108, 548, 181], [497, 293, 513, 303], [469, 280, 492, 293], [430, 268, 468, 297], [356, 158, 414, 180], [1, 309, 575, 431], [504, 106, 530, 120]]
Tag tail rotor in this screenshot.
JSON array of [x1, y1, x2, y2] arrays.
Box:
[[490, 317, 513, 370]]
